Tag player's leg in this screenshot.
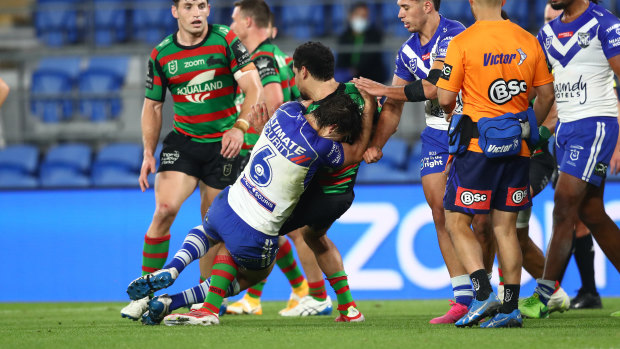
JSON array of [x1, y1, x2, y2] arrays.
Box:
[[422, 172, 472, 324], [276, 233, 310, 313], [570, 220, 602, 309]]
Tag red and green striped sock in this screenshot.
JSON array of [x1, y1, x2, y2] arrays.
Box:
[[276, 239, 305, 289], [327, 271, 356, 315], [308, 280, 327, 302], [246, 279, 267, 299], [552, 280, 560, 294], [201, 255, 238, 315], [142, 234, 171, 276], [498, 268, 505, 287]]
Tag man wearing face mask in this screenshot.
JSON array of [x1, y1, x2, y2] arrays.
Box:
[[335, 2, 386, 83]]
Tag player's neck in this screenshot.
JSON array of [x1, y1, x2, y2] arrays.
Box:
[[176, 25, 209, 46], [561, 0, 589, 23], [307, 79, 340, 101], [418, 12, 440, 45], [242, 30, 270, 53], [474, 7, 503, 22]]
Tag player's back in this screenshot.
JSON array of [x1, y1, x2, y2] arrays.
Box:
[[228, 102, 344, 236], [444, 20, 551, 121]]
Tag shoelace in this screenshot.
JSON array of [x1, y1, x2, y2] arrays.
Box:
[[522, 294, 540, 306]]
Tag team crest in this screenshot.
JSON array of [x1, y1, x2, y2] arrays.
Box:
[[578, 32, 591, 48], [544, 36, 553, 50], [168, 60, 178, 75], [409, 57, 418, 73], [570, 149, 580, 161]]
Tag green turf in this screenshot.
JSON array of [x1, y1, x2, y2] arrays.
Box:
[[1, 299, 619, 349]]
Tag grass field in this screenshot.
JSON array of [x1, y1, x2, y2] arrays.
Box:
[[2, 299, 620, 349]]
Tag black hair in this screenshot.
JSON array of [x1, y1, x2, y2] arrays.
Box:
[[233, 0, 271, 28], [173, 0, 209, 5], [432, 0, 440, 11], [293, 41, 335, 81], [350, 1, 369, 14], [312, 93, 363, 143]]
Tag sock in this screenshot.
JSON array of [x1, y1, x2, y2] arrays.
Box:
[[470, 269, 493, 301], [169, 276, 240, 311], [201, 255, 238, 315], [487, 272, 493, 282], [200, 276, 207, 283], [163, 225, 210, 275], [552, 280, 560, 294], [535, 279, 556, 305], [451, 274, 473, 307], [327, 271, 355, 315], [500, 284, 520, 314], [308, 280, 327, 302], [498, 268, 505, 288], [574, 234, 597, 293], [142, 234, 171, 275], [246, 280, 267, 300], [276, 239, 305, 289]]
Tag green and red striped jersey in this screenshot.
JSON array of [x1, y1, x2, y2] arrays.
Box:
[[239, 39, 297, 156], [145, 24, 252, 143], [307, 83, 366, 194]]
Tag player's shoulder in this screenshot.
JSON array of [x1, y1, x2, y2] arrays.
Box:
[[210, 24, 238, 45], [440, 16, 466, 36], [277, 101, 306, 118], [589, 3, 620, 29], [399, 33, 418, 53], [151, 34, 175, 59]]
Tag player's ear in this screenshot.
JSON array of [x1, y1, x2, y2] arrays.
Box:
[[171, 4, 179, 19]]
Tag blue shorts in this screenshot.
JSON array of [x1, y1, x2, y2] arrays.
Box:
[[555, 117, 619, 187], [420, 126, 449, 177], [203, 187, 279, 270], [444, 151, 531, 214]]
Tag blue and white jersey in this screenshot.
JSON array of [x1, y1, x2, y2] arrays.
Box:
[[394, 15, 465, 130], [538, 2, 620, 122], [228, 102, 344, 236]]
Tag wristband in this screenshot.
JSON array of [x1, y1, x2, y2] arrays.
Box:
[[233, 119, 250, 133]]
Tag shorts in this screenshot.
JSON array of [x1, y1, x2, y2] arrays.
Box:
[[420, 126, 449, 177], [444, 151, 531, 214], [279, 178, 354, 235], [529, 144, 555, 197], [555, 117, 619, 187], [203, 187, 279, 270], [158, 131, 240, 189]]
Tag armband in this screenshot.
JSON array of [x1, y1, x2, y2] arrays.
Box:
[[233, 119, 250, 133], [233, 69, 254, 80], [403, 80, 426, 102], [426, 69, 442, 85]]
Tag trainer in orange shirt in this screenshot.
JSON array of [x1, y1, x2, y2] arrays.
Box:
[[436, 0, 555, 328]]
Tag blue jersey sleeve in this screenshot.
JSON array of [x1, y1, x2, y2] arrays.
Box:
[[435, 24, 464, 60], [597, 13, 620, 59], [394, 42, 416, 82], [315, 139, 344, 169]]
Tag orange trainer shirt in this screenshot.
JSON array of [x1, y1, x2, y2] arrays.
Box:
[[436, 20, 554, 156]]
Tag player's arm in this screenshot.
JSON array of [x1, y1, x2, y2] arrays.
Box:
[[0, 78, 9, 108], [223, 63, 264, 158], [341, 90, 377, 167], [353, 59, 444, 102], [263, 82, 284, 116], [607, 54, 620, 174], [532, 82, 555, 127], [139, 97, 164, 192], [362, 74, 409, 164], [437, 87, 458, 115]]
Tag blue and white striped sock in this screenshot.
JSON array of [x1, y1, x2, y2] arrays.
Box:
[[535, 278, 556, 305], [169, 277, 240, 311], [451, 274, 473, 307], [163, 225, 210, 275]]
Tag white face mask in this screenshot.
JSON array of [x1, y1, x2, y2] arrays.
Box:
[[351, 17, 368, 33]]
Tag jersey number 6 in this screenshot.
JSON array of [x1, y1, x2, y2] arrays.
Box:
[[250, 146, 276, 187]]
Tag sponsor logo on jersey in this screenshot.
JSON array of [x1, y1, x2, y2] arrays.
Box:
[[168, 60, 178, 74], [207, 56, 225, 67], [241, 175, 276, 212], [605, 23, 620, 33], [611, 37, 620, 47], [177, 70, 223, 103], [264, 117, 308, 160], [594, 162, 608, 177], [554, 75, 587, 105], [558, 31, 573, 38], [507, 186, 529, 207], [184, 59, 205, 68], [483, 52, 517, 66], [421, 155, 444, 170], [146, 61, 154, 90], [488, 78, 527, 105], [422, 52, 431, 61], [440, 63, 452, 81], [578, 32, 591, 48], [255, 57, 271, 69], [161, 150, 180, 165], [517, 48, 527, 66], [455, 187, 492, 210]]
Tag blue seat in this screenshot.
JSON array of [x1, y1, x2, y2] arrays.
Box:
[[31, 56, 82, 122], [40, 143, 92, 178], [281, 5, 325, 39], [330, 4, 347, 36], [209, 5, 233, 26], [0, 144, 39, 175], [78, 56, 129, 121], [381, 3, 409, 37], [133, 0, 176, 44], [381, 137, 409, 170], [34, 0, 82, 46], [0, 171, 39, 189], [92, 168, 138, 187], [407, 140, 424, 172], [94, 0, 128, 46], [40, 168, 90, 188], [92, 143, 142, 175], [357, 162, 412, 183]]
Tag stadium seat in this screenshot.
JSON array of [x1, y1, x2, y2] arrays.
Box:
[[93, 0, 128, 46], [381, 3, 409, 37], [357, 162, 412, 183], [133, 0, 177, 44], [280, 5, 325, 40], [330, 4, 347, 36], [40, 143, 92, 179], [0, 144, 40, 175], [34, 0, 82, 46], [0, 171, 39, 189], [78, 56, 129, 121], [30, 56, 82, 122], [381, 137, 409, 170], [40, 168, 90, 188], [92, 143, 142, 179], [92, 167, 139, 187]]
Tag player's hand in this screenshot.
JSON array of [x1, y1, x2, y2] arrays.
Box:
[[139, 154, 157, 192], [352, 77, 387, 97], [445, 111, 454, 123], [363, 146, 383, 164], [249, 102, 269, 134], [610, 148, 620, 175], [221, 127, 243, 159]]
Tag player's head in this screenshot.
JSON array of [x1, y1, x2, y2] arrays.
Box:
[[310, 94, 363, 143], [397, 0, 440, 34], [230, 0, 271, 39], [468, 0, 504, 20], [172, 0, 210, 36], [544, 1, 563, 23], [548, 0, 596, 10], [349, 2, 370, 34], [267, 11, 278, 39], [292, 42, 335, 99]]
